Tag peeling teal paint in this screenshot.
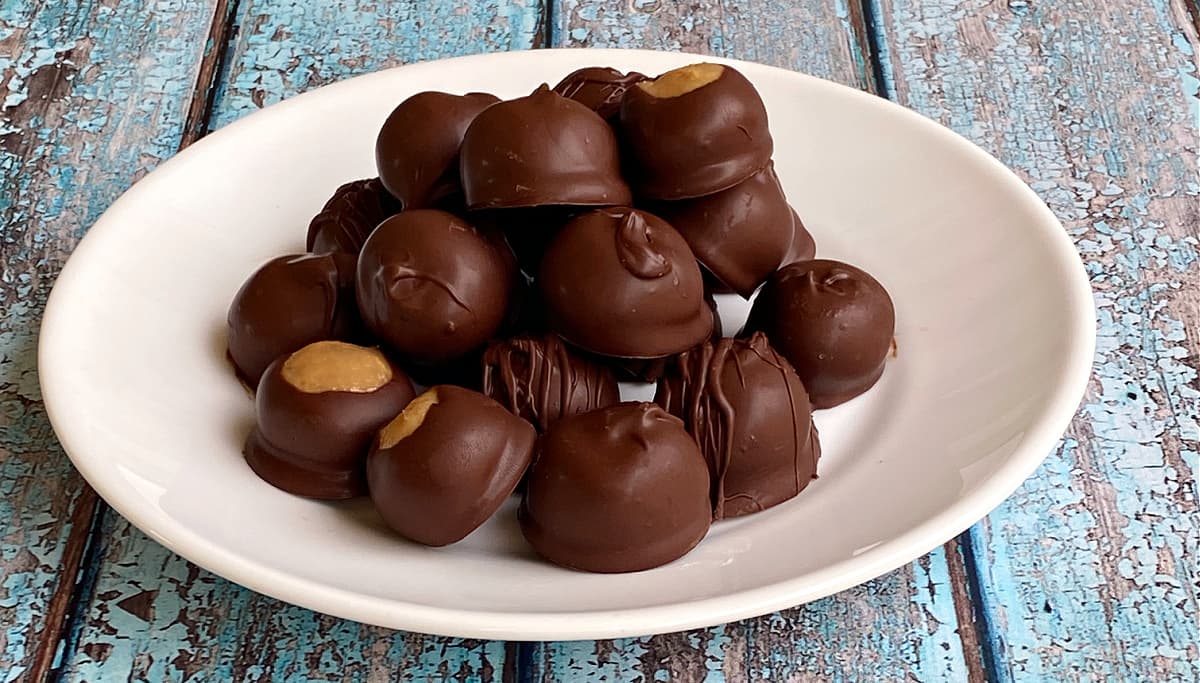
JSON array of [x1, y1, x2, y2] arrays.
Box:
[[0, 0, 215, 674], [875, 0, 1199, 679]]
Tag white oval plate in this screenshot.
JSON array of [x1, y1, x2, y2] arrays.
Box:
[[39, 49, 1094, 640]]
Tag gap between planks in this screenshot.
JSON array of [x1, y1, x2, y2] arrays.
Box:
[[33, 2, 244, 682]]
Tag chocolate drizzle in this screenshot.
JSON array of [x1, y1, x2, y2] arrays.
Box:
[[306, 178, 400, 255], [552, 67, 648, 120], [655, 332, 820, 519], [481, 335, 620, 432]]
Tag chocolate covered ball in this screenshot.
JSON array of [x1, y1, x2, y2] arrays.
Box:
[[742, 260, 895, 408], [620, 63, 772, 200], [306, 178, 401, 255], [552, 66, 647, 120], [593, 291, 723, 383], [539, 207, 713, 358], [375, 91, 499, 209], [520, 402, 712, 573], [245, 341, 416, 499], [481, 334, 620, 432], [459, 85, 632, 210], [784, 209, 817, 266], [650, 163, 793, 297], [356, 210, 515, 364], [367, 385, 536, 546], [656, 333, 821, 519], [227, 253, 362, 388]]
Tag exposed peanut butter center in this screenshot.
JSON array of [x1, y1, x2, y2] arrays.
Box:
[[281, 341, 393, 394], [378, 388, 440, 449], [637, 63, 724, 98]]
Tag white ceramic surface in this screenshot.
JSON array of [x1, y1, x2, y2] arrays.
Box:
[[39, 49, 1095, 639]]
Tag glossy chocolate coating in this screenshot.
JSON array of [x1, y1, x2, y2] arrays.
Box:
[[619, 64, 773, 200], [375, 91, 500, 210], [783, 209, 817, 266], [356, 210, 515, 364], [227, 253, 361, 388], [650, 163, 793, 297], [655, 333, 821, 519], [742, 260, 895, 408], [367, 385, 536, 546], [306, 178, 401, 255], [459, 86, 632, 210], [482, 335, 620, 432], [596, 291, 723, 383], [474, 206, 575, 277], [539, 207, 713, 358], [552, 66, 647, 120], [245, 343, 416, 499], [520, 402, 711, 573]]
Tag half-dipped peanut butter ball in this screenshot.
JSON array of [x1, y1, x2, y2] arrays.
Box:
[[367, 386, 536, 546], [620, 63, 773, 199], [244, 341, 416, 499]]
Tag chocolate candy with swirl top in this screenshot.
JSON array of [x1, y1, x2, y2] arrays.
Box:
[[655, 332, 821, 519], [481, 334, 620, 432], [539, 207, 713, 358], [356, 210, 516, 364]]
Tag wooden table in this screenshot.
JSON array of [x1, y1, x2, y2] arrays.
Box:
[[2, 1, 1196, 680]]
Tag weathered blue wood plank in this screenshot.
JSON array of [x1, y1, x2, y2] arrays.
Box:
[[526, 547, 972, 682], [555, 0, 874, 90], [0, 1, 219, 679], [59, 1, 543, 679], [871, 0, 1200, 680], [529, 4, 982, 681]]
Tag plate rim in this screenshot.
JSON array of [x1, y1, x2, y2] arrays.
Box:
[[38, 47, 1096, 640]]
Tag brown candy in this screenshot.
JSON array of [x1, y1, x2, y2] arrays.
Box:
[[356, 210, 515, 364], [227, 252, 362, 388], [650, 163, 793, 297], [655, 333, 821, 519], [306, 178, 401, 255], [539, 207, 713, 358], [620, 63, 773, 200], [784, 209, 818, 266], [742, 260, 895, 408], [375, 91, 500, 209], [459, 86, 632, 210], [552, 66, 647, 120], [244, 341, 416, 499], [520, 402, 712, 573], [481, 334, 620, 432], [367, 385, 536, 546]]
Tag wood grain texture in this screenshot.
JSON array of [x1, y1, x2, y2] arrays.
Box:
[[870, 0, 1200, 680], [208, 0, 546, 130], [555, 0, 873, 89], [525, 546, 973, 682], [531, 4, 983, 681], [0, 1, 218, 678], [59, 1, 543, 680]]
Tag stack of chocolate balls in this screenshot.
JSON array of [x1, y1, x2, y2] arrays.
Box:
[[226, 63, 895, 573]]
